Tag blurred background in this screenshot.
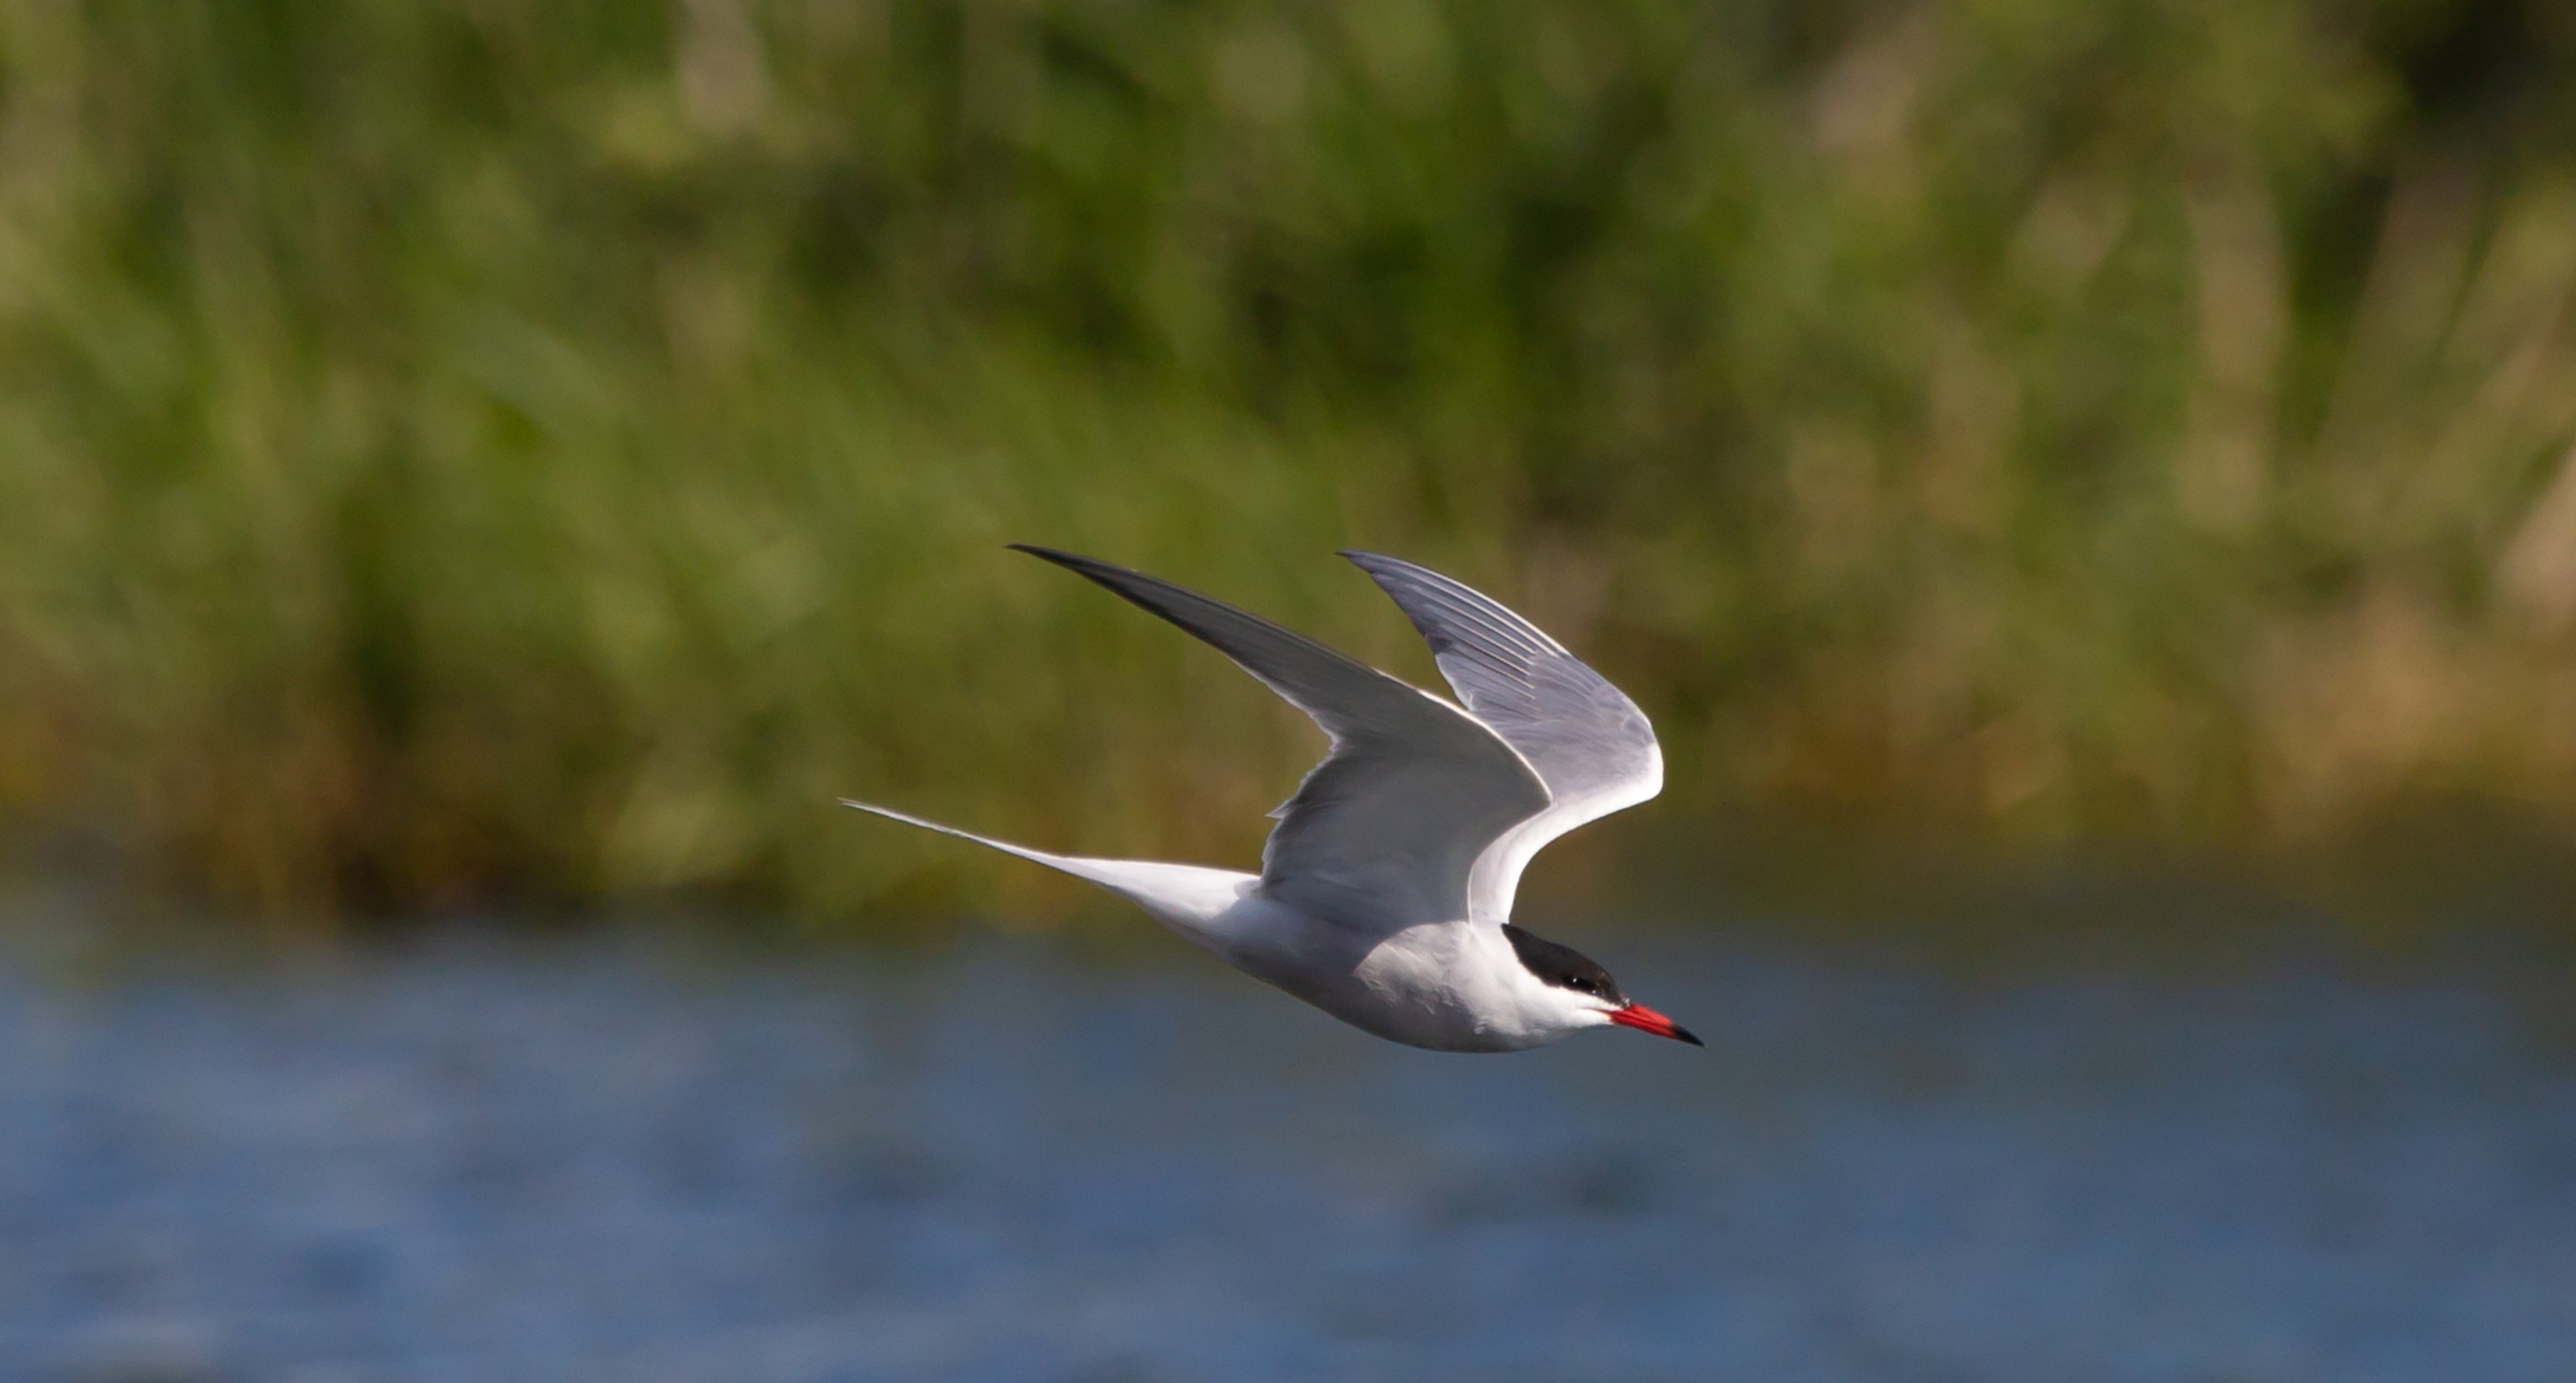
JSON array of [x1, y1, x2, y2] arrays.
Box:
[[4, 1, 2576, 1379], [1, 0, 2574, 922]]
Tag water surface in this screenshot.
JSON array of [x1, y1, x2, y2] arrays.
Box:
[[2, 921, 2572, 1382]]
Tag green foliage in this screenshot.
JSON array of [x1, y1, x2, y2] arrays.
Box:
[[0, 0, 2572, 920]]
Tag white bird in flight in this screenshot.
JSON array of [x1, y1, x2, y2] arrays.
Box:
[[844, 546, 1699, 1053]]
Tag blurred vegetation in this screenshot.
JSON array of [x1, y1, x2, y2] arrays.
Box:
[[0, 0, 2574, 923]]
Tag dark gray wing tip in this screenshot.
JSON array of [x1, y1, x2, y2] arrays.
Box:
[[1010, 542, 1110, 574], [1009, 544, 1177, 613]]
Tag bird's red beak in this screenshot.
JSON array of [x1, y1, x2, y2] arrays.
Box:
[[1609, 1002, 1703, 1047]]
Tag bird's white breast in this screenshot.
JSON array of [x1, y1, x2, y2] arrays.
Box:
[[1169, 897, 1563, 1052]]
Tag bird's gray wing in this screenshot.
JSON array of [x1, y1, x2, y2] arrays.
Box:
[[1013, 546, 1551, 934], [1340, 551, 1663, 923]]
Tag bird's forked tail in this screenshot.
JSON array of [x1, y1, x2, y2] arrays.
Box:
[[840, 799, 1253, 927]]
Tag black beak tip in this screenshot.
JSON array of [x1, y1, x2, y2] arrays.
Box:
[[1673, 1024, 1705, 1048]]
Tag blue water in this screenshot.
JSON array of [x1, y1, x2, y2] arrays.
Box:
[[2, 924, 2572, 1382]]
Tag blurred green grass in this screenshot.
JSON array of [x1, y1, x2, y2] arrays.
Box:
[[0, 0, 2573, 924]]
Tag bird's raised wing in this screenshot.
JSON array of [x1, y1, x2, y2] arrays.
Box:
[[1013, 546, 1551, 933], [1341, 551, 1662, 923]]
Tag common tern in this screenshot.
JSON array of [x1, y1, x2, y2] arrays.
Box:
[[844, 546, 1699, 1053]]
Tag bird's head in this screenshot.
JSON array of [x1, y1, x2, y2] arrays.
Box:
[[1501, 923, 1702, 1046]]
